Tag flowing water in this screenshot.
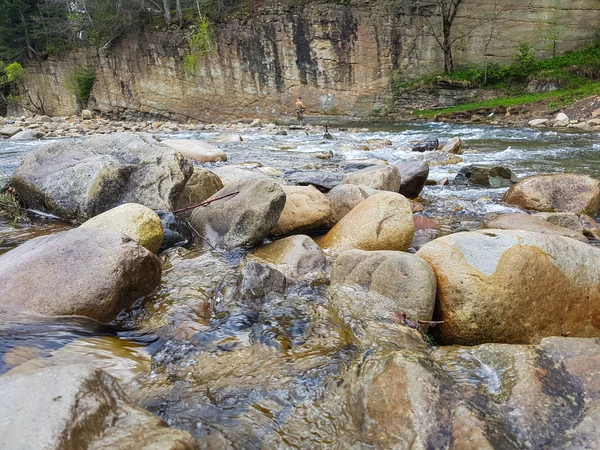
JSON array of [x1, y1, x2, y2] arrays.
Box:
[[0, 123, 599, 447]]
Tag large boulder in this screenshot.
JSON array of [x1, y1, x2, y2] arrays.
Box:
[[10, 133, 194, 222], [326, 184, 369, 221], [272, 185, 335, 236], [248, 234, 326, 280], [503, 174, 600, 215], [486, 213, 587, 242], [395, 162, 429, 198], [340, 164, 401, 192], [440, 136, 462, 154], [10, 130, 43, 140], [316, 192, 415, 253], [80, 203, 164, 253], [417, 229, 600, 344], [189, 178, 286, 249], [210, 165, 268, 186], [455, 165, 517, 187], [0, 126, 22, 137], [172, 167, 224, 213], [0, 365, 199, 450], [0, 228, 161, 322], [330, 250, 436, 324], [162, 139, 227, 162]]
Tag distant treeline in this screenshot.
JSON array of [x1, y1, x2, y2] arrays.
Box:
[[0, 0, 253, 62]]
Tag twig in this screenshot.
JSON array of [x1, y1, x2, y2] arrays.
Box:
[[185, 219, 216, 251], [170, 191, 239, 214]]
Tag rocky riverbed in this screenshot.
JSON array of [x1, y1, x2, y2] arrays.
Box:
[[2, 122, 600, 449]]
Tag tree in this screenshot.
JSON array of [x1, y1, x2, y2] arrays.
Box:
[[418, 0, 466, 73]]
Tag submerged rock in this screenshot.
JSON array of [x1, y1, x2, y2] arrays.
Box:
[[455, 164, 517, 187], [189, 178, 286, 249], [417, 229, 600, 344], [272, 185, 335, 236], [240, 262, 287, 300], [340, 164, 401, 192], [316, 192, 414, 253], [486, 213, 587, 242], [0, 364, 199, 450], [395, 161, 429, 198], [0, 228, 161, 322], [330, 250, 436, 324], [80, 203, 164, 253], [249, 234, 326, 280], [504, 174, 600, 215], [10, 133, 194, 222]]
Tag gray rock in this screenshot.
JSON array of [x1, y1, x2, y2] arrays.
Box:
[[395, 161, 429, 198], [0, 227, 161, 322], [10, 130, 43, 140], [455, 164, 517, 187], [162, 139, 227, 163], [0, 126, 22, 137], [486, 213, 588, 242], [10, 133, 194, 222], [210, 165, 268, 186], [0, 364, 199, 450], [411, 137, 438, 152], [340, 164, 401, 192], [285, 170, 343, 192], [330, 249, 436, 324], [81, 109, 93, 119], [189, 178, 286, 249], [326, 184, 369, 221], [240, 262, 286, 299]]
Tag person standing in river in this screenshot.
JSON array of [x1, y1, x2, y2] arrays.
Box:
[[296, 96, 306, 122]]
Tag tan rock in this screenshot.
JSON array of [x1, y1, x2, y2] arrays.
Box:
[[173, 167, 224, 213], [249, 234, 326, 280], [417, 229, 600, 345], [503, 174, 600, 215], [272, 185, 335, 236], [162, 139, 227, 162], [80, 203, 164, 253], [330, 249, 436, 323], [536, 212, 584, 233], [486, 213, 587, 242], [326, 184, 369, 221], [581, 214, 600, 239], [440, 136, 462, 154], [316, 192, 414, 253], [210, 165, 269, 186], [340, 164, 401, 192]]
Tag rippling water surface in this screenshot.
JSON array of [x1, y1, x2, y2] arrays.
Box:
[[1, 122, 599, 446]]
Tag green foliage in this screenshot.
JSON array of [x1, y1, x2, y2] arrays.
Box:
[[184, 17, 215, 74], [67, 66, 96, 103], [508, 42, 538, 79], [3, 61, 25, 83]]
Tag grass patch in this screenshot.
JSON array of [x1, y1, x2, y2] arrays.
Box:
[[413, 82, 600, 118]]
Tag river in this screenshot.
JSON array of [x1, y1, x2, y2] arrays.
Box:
[[1, 122, 599, 447]]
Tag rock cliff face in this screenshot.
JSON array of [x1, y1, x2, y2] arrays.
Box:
[[23, 0, 600, 121]]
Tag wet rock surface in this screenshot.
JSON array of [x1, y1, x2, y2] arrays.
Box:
[[340, 164, 401, 192]]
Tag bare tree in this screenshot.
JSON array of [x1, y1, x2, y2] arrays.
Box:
[[162, 0, 171, 25], [480, 0, 506, 84], [175, 0, 183, 26]]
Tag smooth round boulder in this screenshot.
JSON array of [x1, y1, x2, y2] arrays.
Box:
[[80, 203, 164, 253], [326, 184, 369, 222], [340, 164, 401, 192], [189, 178, 286, 249], [395, 162, 429, 198], [162, 139, 227, 162], [316, 192, 415, 253], [0, 228, 161, 322], [486, 213, 587, 243], [210, 165, 268, 186], [417, 229, 600, 345], [503, 174, 600, 215], [330, 250, 436, 324], [272, 185, 335, 236], [248, 234, 326, 280]]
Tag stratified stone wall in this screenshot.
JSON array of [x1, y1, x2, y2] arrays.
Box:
[[23, 0, 600, 121]]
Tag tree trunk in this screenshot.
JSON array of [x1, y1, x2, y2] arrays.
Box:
[[175, 0, 183, 27], [20, 11, 34, 60], [163, 0, 171, 25], [442, 22, 453, 73]]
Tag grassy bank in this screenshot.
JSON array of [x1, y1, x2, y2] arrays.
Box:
[[400, 43, 600, 118]]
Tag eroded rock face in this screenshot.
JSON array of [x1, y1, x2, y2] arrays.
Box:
[[10, 133, 194, 222], [395, 161, 429, 198], [503, 174, 600, 215], [317, 192, 414, 253], [340, 164, 401, 192], [80, 203, 164, 253], [189, 178, 286, 249], [0, 228, 161, 322], [0, 364, 199, 450], [330, 250, 436, 324], [486, 213, 587, 243], [272, 185, 335, 236], [417, 229, 600, 345], [248, 234, 326, 280]]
